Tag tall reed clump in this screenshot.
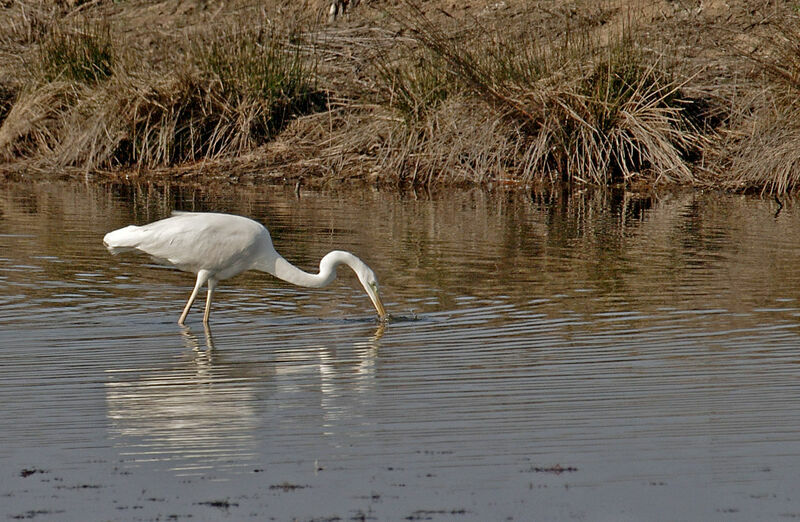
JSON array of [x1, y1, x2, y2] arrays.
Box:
[[0, 20, 112, 160], [192, 24, 326, 146], [2, 17, 326, 171], [723, 20, 800, 195], [95, 24, 325, 169], [36, 20, 113, 85], [71, 22, 325, 170], [374, 47, 454, 123], [377, 3, 704, 186], [0, 82, 17, 130], [369, 45, 509, 186]]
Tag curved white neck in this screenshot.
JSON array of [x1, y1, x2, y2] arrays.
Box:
[[262, 250, 363, 289]]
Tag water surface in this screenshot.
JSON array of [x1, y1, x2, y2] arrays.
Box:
[[1, 182, 800, 520]]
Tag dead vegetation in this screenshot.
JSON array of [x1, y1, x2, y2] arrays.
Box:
[[0, 7, 324, 173], [377, 4, 704, 186], [0, 0, 799, 193], [716, 21, 800, 194]]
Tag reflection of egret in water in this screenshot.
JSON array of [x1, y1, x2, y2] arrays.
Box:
[[105, 323, 385, 475], [318, 324, 383, 435], [180, 323, 215, 351], [268, 323, 383, 442], [105, 326, 264, 476]]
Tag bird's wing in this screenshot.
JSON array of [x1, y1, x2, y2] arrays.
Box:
[[135, 213, 262, 274]]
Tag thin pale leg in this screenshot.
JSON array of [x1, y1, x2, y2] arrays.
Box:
[[179, 270, 210, 325], [203, 278, 217, 324]]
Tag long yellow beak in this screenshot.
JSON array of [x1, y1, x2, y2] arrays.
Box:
[[375, 294, 389, 321], [372, 291, 387, 321], [366, 284, 387, 321]]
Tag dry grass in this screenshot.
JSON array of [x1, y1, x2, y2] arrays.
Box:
[[0, 11, 324, 171], [362, 2, 705, 186], [0, 0, 799, 192], [0, 81, 78, 160], [36, 20, 114, 84], [719, 19, 800, 194], [725, 107, 800, 195]]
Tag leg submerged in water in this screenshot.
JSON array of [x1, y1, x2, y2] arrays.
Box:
[[179, 270, 211, 325], [203, 278, 217, 324]]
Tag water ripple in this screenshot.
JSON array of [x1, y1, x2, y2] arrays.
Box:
[[2, 184, 800, 520]]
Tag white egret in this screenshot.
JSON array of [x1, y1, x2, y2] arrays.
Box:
[[103, 212, 387, 325]]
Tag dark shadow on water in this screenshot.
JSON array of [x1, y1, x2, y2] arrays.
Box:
[[383, 312, 433, 323]]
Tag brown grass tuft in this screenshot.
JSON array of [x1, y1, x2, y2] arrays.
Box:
[[718, 16, 800, 194], [0, 81, 77, 160], [363, 2, 705, 186], [0, 14, 325, 171]]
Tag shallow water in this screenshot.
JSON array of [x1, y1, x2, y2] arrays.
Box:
[[2, 182, 800, 521]]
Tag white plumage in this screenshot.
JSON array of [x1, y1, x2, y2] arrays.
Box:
[[103, 212, 387, 324]]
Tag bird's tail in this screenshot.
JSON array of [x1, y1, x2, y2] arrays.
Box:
[[103, 225, 144, 254]]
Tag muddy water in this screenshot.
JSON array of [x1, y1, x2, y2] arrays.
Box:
[[1, 182, 800, 521]]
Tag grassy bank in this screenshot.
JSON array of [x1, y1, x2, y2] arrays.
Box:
[[0, 0, 798, 193]]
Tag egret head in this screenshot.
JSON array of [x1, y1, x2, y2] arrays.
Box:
[[318, 250, 388, 321], [357, 265, 387, 321]]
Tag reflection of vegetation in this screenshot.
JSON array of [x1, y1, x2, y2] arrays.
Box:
[[2, 182, 798, 320]]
